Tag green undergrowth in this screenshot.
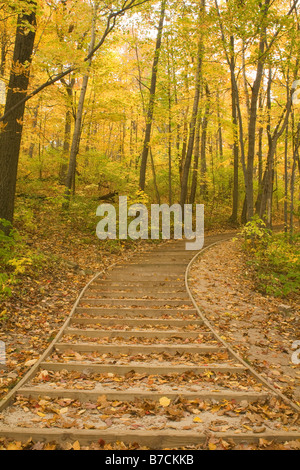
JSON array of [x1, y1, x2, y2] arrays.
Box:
[[241, 216, 300, 298], [0, 219, 46, 309]]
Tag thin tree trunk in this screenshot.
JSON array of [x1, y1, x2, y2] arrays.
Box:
[[258, 67, 294, 227], [180, 31, 203, 207], [216, 89, 223, 160], [284, 122, 289, 233], [59, 77, 75, 184], [150, 147, 161, 204], [200, 83, 210, 199], [63, 6, 97, 208], [178, 62, 190, 184], [139, 0, 166, 191], [167, 37, 172, 205], [290, 118, 300, 240], [28, 103, 39, 159], [189, 115, 201, 205], [246, 34, 266, 220], [229, 64, 239, 223]]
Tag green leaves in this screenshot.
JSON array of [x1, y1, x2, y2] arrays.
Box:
[[242, 228, 300, 298]]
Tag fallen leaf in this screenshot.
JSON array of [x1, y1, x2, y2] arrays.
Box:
[[193, 416, 203, 423], [159, 397, 171, 407], [72, 440, 80, 450]]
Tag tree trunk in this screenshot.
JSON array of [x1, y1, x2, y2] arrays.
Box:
[[0, 16, 8, 78], [167, 38, 172, 205], [150, 148, 161, 204], [0, 0, 37, 226], [290, 118, 300, 240], [63, 8, 97, 207], [200, 84, 210, 199], [189, 115, 201, 205], [284, 122, 289, 233], [139, 0, 166, 191], [258, 67, 293, 227], [28, 103, 39, 159], [246, 35, 265, 220], [180, 36, 203, 207]]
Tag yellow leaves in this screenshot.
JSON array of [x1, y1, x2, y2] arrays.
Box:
[[208, 442, 217, 450], [59, 407, 69, 415], [193, 416, 203, 423], [72, 440, 81, 450], [8, 257, 32, 275], [6, 442, 22, 450], [0, 121, 7, 132], [203, 370, 214, 378], [159, 396, 171, 407], [44, 443, 57, 450]]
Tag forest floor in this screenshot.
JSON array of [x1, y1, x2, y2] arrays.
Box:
[[189, 239, 300, 405], [0, 213, 299, 450], [0, 208, 162, 402]]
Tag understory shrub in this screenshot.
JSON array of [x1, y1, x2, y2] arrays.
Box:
[[241, 217, 300, 298]]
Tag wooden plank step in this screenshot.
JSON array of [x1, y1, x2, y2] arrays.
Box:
[[131, 258, 192, 263], [74, 308, 198, 317], [111, 268, 185, 274], [93, 280, 184, 287], [39, 362, 247, 374], [1, 428, 298, 447], [70, 318, 204, 327], [83, 292, 190, 300], [88, 285, 187, 292], [104, 275, 185, 280], [17, 387, 271, 403], [54, 343, 221, 354], [114, 263, 187, 268], [79, 299, 193, 307], [64, 328, 211, 339]]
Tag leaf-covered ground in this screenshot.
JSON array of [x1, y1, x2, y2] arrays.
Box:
[[0, 233, 299, 450], [189, 238, 300, 405], [0, 217, 159, 402]]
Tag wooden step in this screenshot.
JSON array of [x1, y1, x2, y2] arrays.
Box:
[[54, 342, 222, 354], [88, 286, 187, 292], [64, 328, 211, 340], [39, 361, 247, 374], [1, 428, 298, 448], [82, 292, 190, 300], [79, 299, 193, 307], [16, 387, 271, 403], [93, 280, 185, 286], [70, 318, 204, 327], [74, 308, 198, 317]]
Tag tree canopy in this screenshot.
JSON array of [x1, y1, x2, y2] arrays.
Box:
[[0, 0, 299, 233]]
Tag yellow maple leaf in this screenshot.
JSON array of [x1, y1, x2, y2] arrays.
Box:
[[72, 440, 81, 450], [159, 397, 171, 407], [193, 416, 203, 423], [208, 442, 217, 450]]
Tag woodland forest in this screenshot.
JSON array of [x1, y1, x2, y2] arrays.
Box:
[[0, 0, 299, 227], [0, 0, 299, 452]]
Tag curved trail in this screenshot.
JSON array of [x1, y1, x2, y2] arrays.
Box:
[[0, 232, 299, 449]]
